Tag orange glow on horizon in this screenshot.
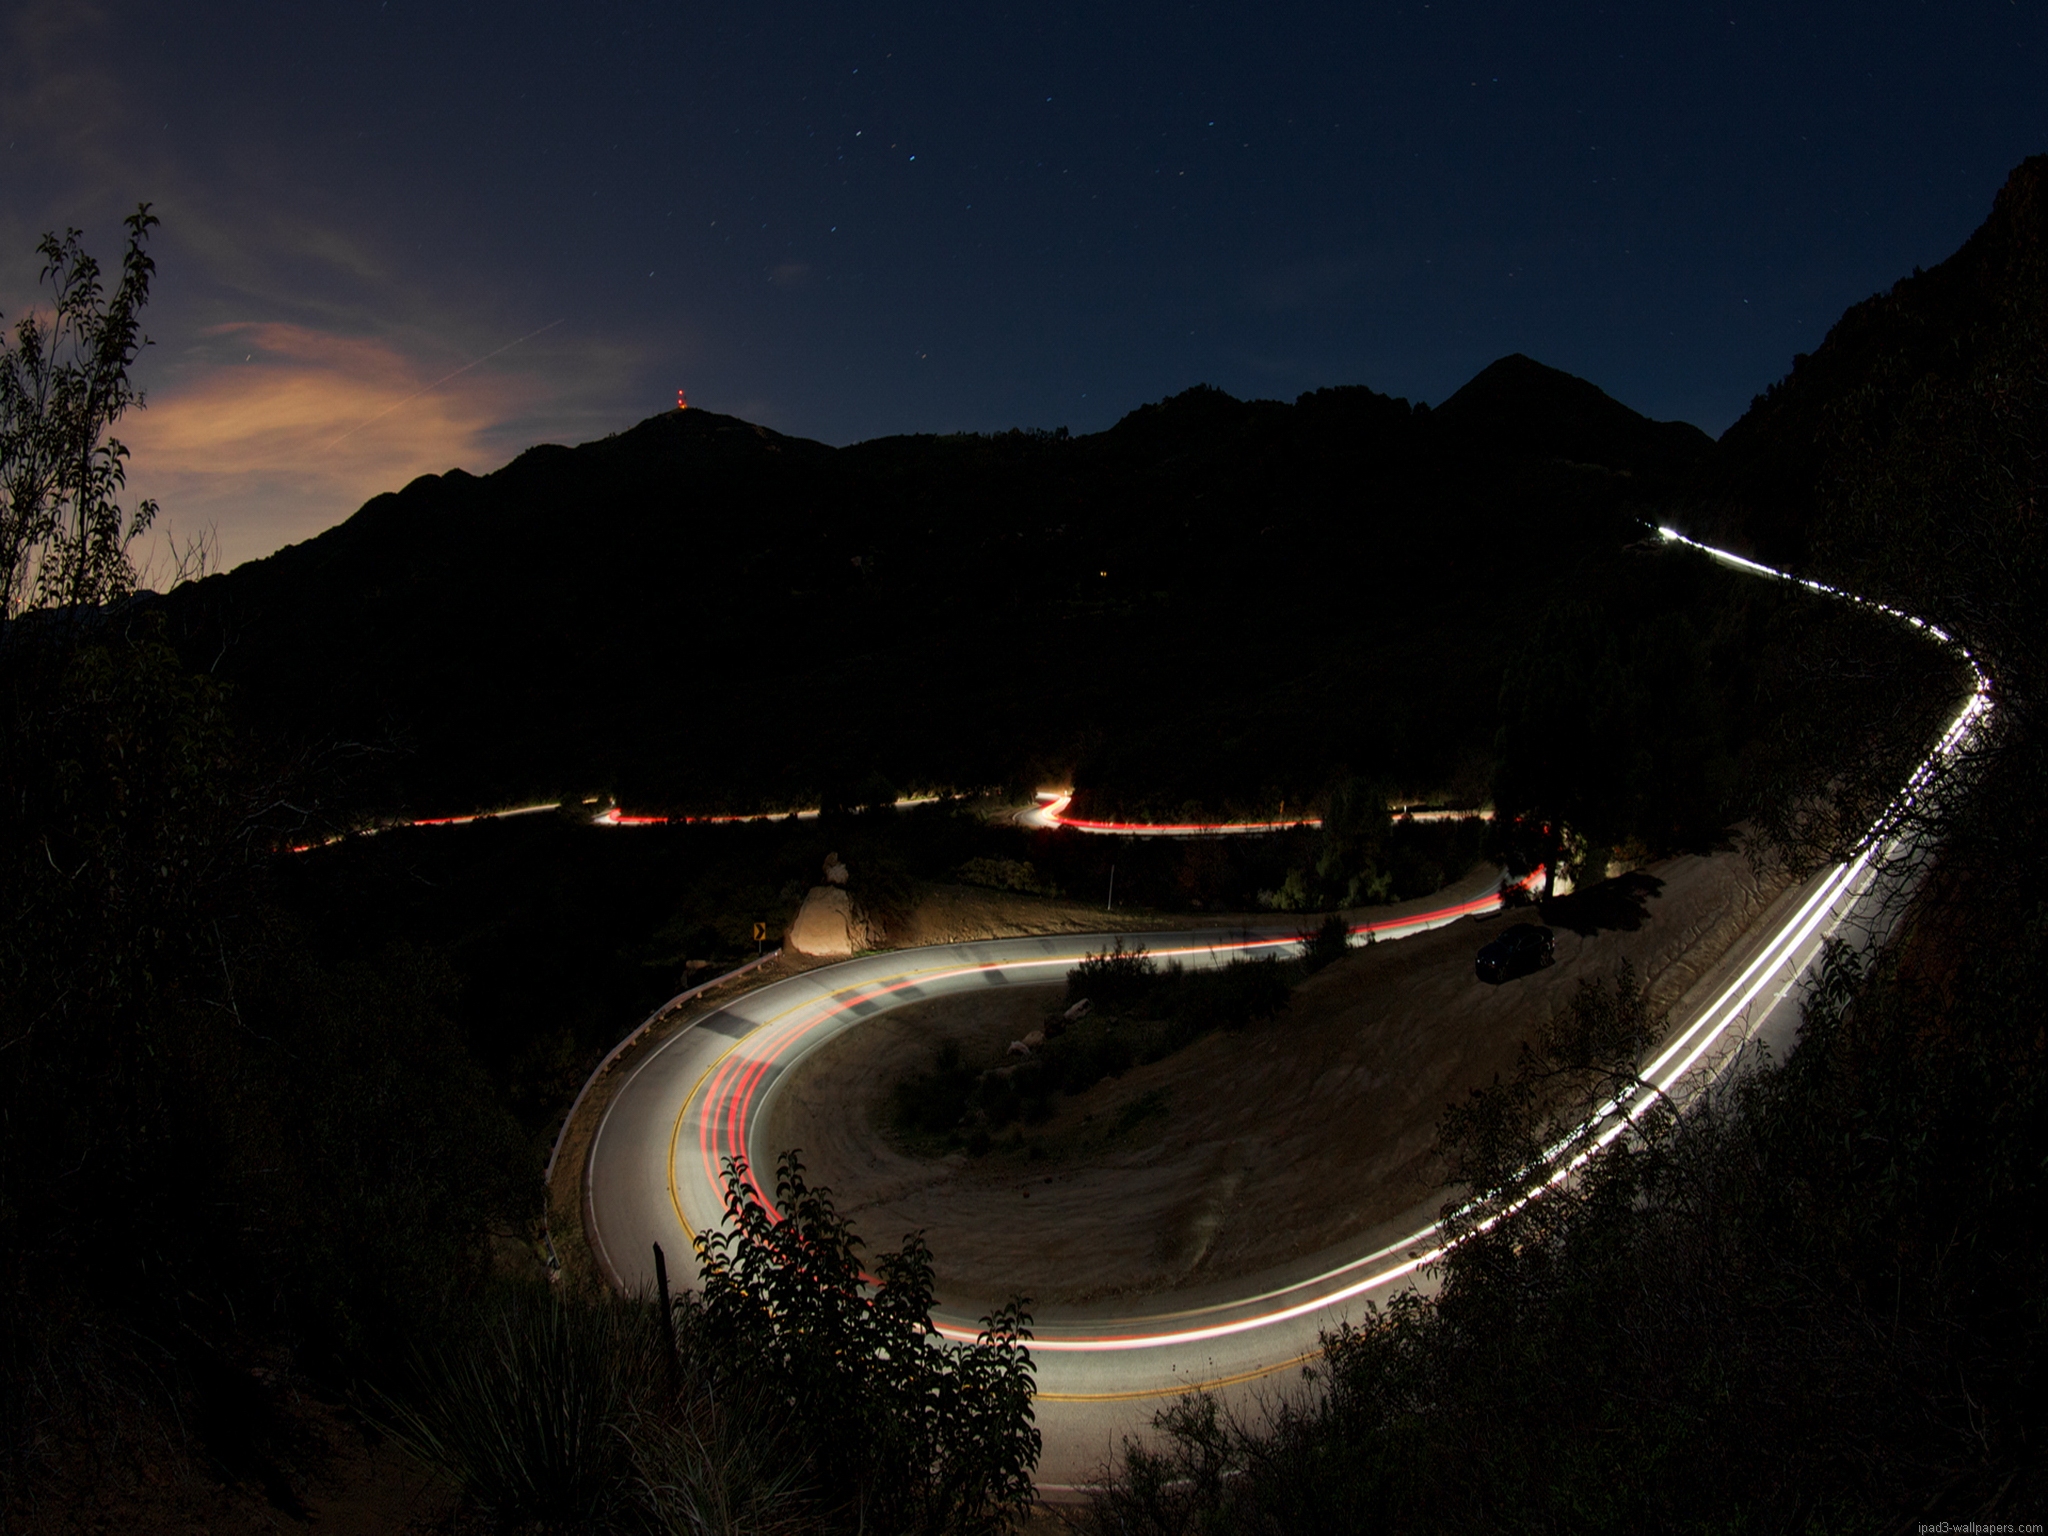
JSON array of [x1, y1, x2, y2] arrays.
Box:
[[123, 321, 555, 570]]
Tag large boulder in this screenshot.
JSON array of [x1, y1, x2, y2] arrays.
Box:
[[786, 886, 856, 957]]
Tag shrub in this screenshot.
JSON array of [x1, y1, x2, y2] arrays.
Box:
[[1029, 1019, 1137, 1097], [1066, 939, 1157, 1010], [1112, 1088, 1171, 1137], [1169, 956, 1291, 1037], [694, 1154, 1040, 1534], [1299, 913, 1352, 972], [891, 1038, 978, 1139]]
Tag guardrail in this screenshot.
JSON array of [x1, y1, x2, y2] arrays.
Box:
[[541, 947, 783, 1279]]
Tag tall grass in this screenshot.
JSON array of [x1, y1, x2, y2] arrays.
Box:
[[627, 1400, 809, 1536], [378, 1282, 805, 1534]]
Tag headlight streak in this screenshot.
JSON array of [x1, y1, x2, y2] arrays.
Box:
[[657, 527, 1991, 1362], [286, 799, 564, 851], [409, 801, 562, 826]]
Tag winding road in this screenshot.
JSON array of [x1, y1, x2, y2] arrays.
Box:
[[581, 528, 1991, 1491]]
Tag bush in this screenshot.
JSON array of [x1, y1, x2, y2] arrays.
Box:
[[389, 1151, 1045, 1536], [1027, 1018, 1136, 1097], [1111, 1088, 1171, 1138], [694, 1153, 1039, 1534], [1299, 913, 1352, 972], [892, 951, 1297, 1156], [891, 1038, 980, 1138], [1164, 956, 1292, 1040], [1066, 939, 1157, 1010]]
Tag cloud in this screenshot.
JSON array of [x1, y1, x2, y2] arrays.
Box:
[[122, 322, 561, 571], [0, 2, 163, 274], [0, 2, 117, 156], [0, 6, 656, 574]]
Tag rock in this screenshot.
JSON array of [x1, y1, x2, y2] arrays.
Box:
[[1063, 998, 1093, 1022], [786, 886, 856, 956], [1007, 1040, 1032, 1058], [823, 851, 850, 886], [1022, 1030, 1045, 1049]]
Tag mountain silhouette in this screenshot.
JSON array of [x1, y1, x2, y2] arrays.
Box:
[[155, 358, 1707, 817], [1697, 154, 2048, 568]]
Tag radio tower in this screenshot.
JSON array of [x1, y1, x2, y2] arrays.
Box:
[[676, 388, 688, 411]]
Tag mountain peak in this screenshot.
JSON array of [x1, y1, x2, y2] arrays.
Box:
[[1436, 353, 1709, 471]]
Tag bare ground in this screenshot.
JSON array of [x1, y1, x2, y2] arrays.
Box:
[[762, 851, 1792, 1313], [6, 1388, 459, 1536]]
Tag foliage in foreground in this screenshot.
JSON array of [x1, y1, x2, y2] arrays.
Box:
[[0, 212, 543, 1527], [696, 1153, 1039, 1535], [0, 622, 537, 1516], [386, 1154, 1040, 1535], [0, 205, 160, 620], [381, 1283, 806, 1536]]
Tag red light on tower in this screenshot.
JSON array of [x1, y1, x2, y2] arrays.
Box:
[[676, 389, 688, 411]]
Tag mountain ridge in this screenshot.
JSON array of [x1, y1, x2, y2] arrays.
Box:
[[1696, 153, 2048, 566], [159, 354, 1701, 818]]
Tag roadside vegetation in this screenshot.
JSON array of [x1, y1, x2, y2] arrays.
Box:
[[383, 1156, 1036, 1535], [890, 941, 1311, 1157]]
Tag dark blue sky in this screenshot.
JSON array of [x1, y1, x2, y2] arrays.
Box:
[[3, 1, 2041, 566]]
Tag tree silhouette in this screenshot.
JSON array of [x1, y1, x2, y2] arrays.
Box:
[[0, 206, 159, 621]]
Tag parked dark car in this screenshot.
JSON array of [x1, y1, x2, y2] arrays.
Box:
[[1475, 922, 1556, 984]]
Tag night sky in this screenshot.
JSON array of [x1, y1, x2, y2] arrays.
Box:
[[3, 2, 2042, 569]]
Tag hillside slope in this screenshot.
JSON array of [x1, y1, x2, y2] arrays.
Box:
[[1693, 153, 2048, 570], [159, 358, 1708, 818]]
